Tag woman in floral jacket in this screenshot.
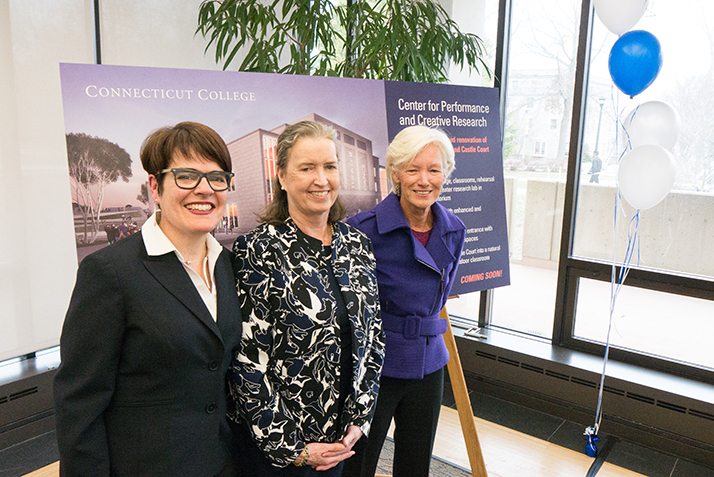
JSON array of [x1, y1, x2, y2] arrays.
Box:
[[230, 121, 384, 476]]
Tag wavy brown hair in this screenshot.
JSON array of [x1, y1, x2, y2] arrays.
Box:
[[259, 121, 346, 226]]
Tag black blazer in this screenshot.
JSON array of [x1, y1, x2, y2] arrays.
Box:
[[53, 232, 242, 476]]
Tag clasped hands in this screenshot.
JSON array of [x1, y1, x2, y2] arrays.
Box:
[[293, 425, 363, 471]]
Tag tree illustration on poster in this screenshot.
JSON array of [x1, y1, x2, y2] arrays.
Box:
[[66, 133, 132, 244], [136, 183, 150, 209]]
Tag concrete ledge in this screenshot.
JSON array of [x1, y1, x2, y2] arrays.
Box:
[[520, 180, 714, 276]]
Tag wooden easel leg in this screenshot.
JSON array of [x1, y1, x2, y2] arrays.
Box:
[[441, 306, 489, 476]]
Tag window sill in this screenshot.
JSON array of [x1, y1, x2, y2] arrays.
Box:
[[451, 322, 714, 407]]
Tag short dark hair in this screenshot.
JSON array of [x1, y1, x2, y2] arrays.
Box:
[[140, 122, 231, 194], [259, 121, 346, 225]]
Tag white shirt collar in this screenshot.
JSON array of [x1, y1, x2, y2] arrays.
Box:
[[141, 212, 222, 262], [141, 212, 223, 321]]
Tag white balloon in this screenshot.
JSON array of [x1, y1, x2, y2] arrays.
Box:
[[618, 145, 676, 210], [594, 0, 649, 35], [624, 101, 680, 150]]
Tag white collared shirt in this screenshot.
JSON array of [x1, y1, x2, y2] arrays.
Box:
[[141, 213, 222, 321]]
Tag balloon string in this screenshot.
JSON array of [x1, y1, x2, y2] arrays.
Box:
[[593, 54, 648, 440], [593, 195, 620, 434], [591, 85, 621, 439], [593, 187, 640, 432]]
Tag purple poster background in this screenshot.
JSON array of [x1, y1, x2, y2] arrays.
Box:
[[60, 63, 389, 211], [384, 81, 510, 294], [60, 63, 388, 262], [59, 63, 508, 295]]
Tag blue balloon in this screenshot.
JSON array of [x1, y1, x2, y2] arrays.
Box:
[[608, 30, 662, 98]]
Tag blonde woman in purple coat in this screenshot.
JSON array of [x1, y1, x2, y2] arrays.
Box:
[[343, 125, 465, 477]]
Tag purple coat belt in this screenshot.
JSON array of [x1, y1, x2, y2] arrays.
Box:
[[347, 193, 466, 379], [381, 312, 448, 340]]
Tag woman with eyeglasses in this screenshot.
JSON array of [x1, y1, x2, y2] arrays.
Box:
[[229, 121, 384, 476], [54, 122, 243, 476]]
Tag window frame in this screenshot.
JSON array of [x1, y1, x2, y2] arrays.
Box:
[[533, 139, 546, 156], [484, 0, 714, 385]]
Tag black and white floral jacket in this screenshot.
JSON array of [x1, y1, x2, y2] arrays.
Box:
[[229, 218, 384, 467]]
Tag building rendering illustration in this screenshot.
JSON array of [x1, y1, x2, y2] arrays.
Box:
[[224, 113, 383, 233]]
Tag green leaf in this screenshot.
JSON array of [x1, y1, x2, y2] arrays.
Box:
[[196, 0, 491, 81]]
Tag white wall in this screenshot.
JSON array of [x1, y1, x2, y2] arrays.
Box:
[[1, 0, 91, 362], [99, 0, 224, 69], [447, 0, 494, 87], [1, 0, 494, 362], [0, 0, 221, 361]]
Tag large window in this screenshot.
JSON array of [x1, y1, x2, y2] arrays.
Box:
[[572, 0, 714, 278], [450, 0, 714, 384], [566, 0, 714, 374], [443, 0, 498, 320], [574, 278, 714, 370], [486, 0, 581, 339]]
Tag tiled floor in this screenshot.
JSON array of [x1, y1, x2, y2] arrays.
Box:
[[441, 383, 714, 477], [0, 431, 58, 477], [3, 385, 714, 477]]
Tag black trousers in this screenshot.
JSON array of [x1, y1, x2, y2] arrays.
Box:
[[342, 367, 444, 477]]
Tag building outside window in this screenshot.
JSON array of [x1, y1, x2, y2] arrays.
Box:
[[449, 0, 714, 381], [568, 0, 714, 372]]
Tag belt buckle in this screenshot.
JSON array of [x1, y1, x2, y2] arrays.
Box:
[[403, 315, 421, 340]]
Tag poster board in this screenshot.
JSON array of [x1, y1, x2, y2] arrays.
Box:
[[59, 63, 510, 294]]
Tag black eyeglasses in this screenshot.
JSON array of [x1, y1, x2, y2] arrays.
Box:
[[161, 168, 234, 192]]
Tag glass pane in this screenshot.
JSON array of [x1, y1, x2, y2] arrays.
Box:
[[574, 278, 714, 370], [489, 0, 582, 338], [446, 0, 500, 321], [572, 0, 714, 281]]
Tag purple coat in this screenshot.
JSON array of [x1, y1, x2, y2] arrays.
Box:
[[347, 193, 465, 379]]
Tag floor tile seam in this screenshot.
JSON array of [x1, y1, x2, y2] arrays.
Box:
[[545, 419, 567, 443], [445, 405, 651, 477], [668, 458, 677, 477], [452, 389, 562, 443]]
